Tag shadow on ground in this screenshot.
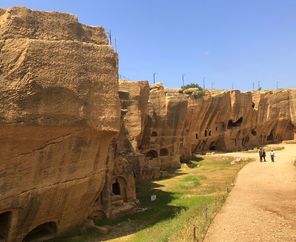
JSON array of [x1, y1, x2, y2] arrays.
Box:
[[48, 169, 189, 242]]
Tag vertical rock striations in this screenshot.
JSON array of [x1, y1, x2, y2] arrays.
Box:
[[0, 7, 296, 241], [99, 80, 150, 219], [0, 7, 120, 241]]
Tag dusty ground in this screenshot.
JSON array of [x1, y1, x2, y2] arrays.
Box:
[[204, 143, 296, 242]]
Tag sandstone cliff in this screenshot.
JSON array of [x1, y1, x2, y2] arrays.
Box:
[[0, 7, 119, 242], [1, 7, 296, 242], [100, 80, 150, 219], [183, 89, 296, 157]]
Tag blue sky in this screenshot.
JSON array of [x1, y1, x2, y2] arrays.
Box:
[[1, 0, 296, 90]]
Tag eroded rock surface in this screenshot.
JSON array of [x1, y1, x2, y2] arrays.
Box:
[[183, 89, 296, 158], [100, 80, 150, 219], [1, 7, 296, 242], [0, 7, 119, 242]]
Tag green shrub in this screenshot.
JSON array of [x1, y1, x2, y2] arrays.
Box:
[[191, 89, 206, 99], [181, 83, 202, 90]]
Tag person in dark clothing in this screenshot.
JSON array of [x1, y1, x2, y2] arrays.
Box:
[[259, 148, 263, 162], [262, 149, 266, 162]]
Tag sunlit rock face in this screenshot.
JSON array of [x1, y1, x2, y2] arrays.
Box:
[[117, 84, 296, 179], [139, 84, 188, 179], [1, 7, 296, 242], [0, 7, 120, 241], [101, 80, 150, 219], [183, 89, 296, 157]]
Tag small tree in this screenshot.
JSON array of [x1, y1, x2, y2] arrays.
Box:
[[181, 83, 203, 90]]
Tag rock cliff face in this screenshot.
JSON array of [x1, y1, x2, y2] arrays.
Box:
[[0, 7, 119, 241], [139, 84, 188, 178], [183, 89, 296, 157], [100, 80, 150, 219], [112, 85, 296, 185], [1, 7, 296, 242]]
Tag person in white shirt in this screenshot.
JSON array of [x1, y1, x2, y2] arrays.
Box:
[[270, 150, 275, 162]]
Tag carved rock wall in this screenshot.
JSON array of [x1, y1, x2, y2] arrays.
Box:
[[100, 80, 150, 218], [1, 7, 296, 241], [183, 89, 296, 157], [0, 7, 120, 242]]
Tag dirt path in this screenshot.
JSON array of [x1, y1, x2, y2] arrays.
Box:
[[204, 144, 296, 242]]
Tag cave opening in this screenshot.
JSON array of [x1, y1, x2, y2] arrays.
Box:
[[267, 130, 274, 142], [227, 117, 243, 129], [195, 133, 198, 139], [209, 142, 216, 151], [160, 148, 169, 156], [0, 211, 11, 241], [145, 150, 158, 160], [112, 180, 121, 195], [251, 128, 257, 136], [22, 222, 57, 242], [252, 102, 255, 108], [204, 130, 208, 137], [151, 131, 158, 137]]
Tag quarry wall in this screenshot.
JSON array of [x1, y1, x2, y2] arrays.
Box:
[[0, 7, 296, 242], [0, 7, 120, 241]]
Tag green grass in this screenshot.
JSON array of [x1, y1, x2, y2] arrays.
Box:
[[49, 155, 252, 242]]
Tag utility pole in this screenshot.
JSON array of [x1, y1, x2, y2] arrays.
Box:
[[276, 81, 279, 89], [182, 74, 185, 87], [153, 73, 156, 84], [252, 82, 255, 91], [258, 81, 261, 90], [203, 77, 206, 89], [114, 38, 118, 53], [107, 30, 112, 45]]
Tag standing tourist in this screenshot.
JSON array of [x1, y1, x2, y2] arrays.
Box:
[[259, 148, 263, 162], [270, 150, 275, 162], [262, 149, 267, 162]]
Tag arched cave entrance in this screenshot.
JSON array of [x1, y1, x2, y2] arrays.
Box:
[[151, 131, 158, 137], [160, 148, 169, 156], [112, 181, 121, 195], [267, 130, 275, 142], [145, 150, 158, 160], [251, 128, 257, 136], [227, 117, 243, 129], [112, 177, 127, 202], [209, 142, 216, 151], [22, 222, 57, 242], [0, 211, 12, 241]]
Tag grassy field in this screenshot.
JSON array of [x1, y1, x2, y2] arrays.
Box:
[[49, 155, 252, 242]]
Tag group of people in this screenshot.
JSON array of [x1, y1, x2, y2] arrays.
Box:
[[259, 148, 276, 162]]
